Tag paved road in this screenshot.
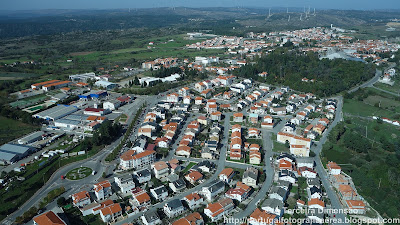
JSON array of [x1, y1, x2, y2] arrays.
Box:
[[311, 96, 349, 225], [227, 130, 274, 224]]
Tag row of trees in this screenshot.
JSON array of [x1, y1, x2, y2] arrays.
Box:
[[233, 48, 376, 97], [80, 120, 123, 152]]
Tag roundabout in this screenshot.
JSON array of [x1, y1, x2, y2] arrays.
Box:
[[65, 167, 93, 180]]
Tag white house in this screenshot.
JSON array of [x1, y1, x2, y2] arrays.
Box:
[[100, 203, 122, 223], [72, 191, 91, 208], [114, 174, 135, 194], [94, 180, 112, 200], [163, 199, 185, 218]]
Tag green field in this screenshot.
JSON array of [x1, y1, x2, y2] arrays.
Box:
[[343, 98, 399, 118], [0, 116, 38, 145]]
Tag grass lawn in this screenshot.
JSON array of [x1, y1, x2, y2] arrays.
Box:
[[115, 114, 128, 123], [246, 138, 263, 146], [290, 185, 298, 194], [0, 116, 38, 145], [66, 167, 93, 180], [272, 141, 289, 153], [182, 162, 197, 174]]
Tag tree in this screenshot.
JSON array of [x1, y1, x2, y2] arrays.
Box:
[[133, 76, 140, 85], [102, 172, 107, 178], [57, 197, 66, 207], [285, 140, 290, 148]]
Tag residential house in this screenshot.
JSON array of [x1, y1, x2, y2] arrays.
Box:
[[249, 113, 258, 124], [233, 113, 244, 123], [308, 186, 322, 199], [166, 93, 179, 103], [298, 167, 318, 179], [308, 198, 325, 211], [151, 161, 170, 179], [278, 169, 297, 184], [133, 168, 151, 184], [202, 179, 225, 201], [248, 128, 260, 138], [150, 185, 169, 201], [346, 200, 366, 214], [327, 161, 341, 175], [261, 198, 284, 217], [338, 185, 358, 201], [211, 111, 222, 121], [219, 168, 235, 183], [120, 150, 156, 170], [249, 151, 262, 165], [171, 212, 204, 225], [225, 181, 252, 202], [114, 174, 135, 194], [268, 186, 288, 202], [72, 191, 91, 208], [297, 157, 314, 169], [183, 193, 204, 210], [204, 198, 234, 222], [242, 167, 258, 188], [94, 180, 112, 200], [33, 211, 67, 225], [163, 199, 185, 218], [100, 203, 122, 223], [248, 208, 277, 225], [185, 171, 204, 185], [169, 178, 186, 193], [131, 188, 151, 207], [176, 146, 191, 157], [191, 160, 215, 173], [141, 211, 161, 225]]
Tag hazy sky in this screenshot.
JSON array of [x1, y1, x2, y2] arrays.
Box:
[[1, 0, 399, 10]]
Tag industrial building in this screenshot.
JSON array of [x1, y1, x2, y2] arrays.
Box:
[[54, 119, 82, 130], [31, 80, 60, 90], [103, 100, 121, 110], [69, 72, 96, 82], [95, 81, 118, 90], [0, 143, 36, 165], [78, 90, 108, 100], [33, 105, 78, 121], [42, 80, 71, 92], [18, 131, 44, 145], [84, 108, 107, 116]]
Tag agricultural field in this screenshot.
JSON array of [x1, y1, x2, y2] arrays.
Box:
[[0, 72, 39, 80], [0, 116, 38, 145], [343, 97, 400, 119]]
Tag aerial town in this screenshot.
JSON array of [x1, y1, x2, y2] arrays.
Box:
[[0, 9, 399, 225]]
